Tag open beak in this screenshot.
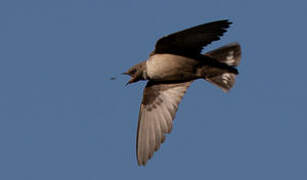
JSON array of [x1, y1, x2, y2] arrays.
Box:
[[125, 77, 137, 86], [122, 72, 136, 86], [125, 81, 130, 86]]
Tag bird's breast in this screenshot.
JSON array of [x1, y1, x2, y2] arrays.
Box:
[[145, 54, 198, 81]]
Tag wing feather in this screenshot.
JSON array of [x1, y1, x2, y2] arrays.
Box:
[[152, 20, 231, 56], [136, 81, 192, 166]]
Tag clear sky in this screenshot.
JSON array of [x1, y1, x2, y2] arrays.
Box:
[[1, 0, 306, 179]]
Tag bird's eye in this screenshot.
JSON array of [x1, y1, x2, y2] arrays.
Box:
[[130, 69, 136, 74]]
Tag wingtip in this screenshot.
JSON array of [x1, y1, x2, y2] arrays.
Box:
[[137, 159, 147, 166], [211, 19, 232, 30], [225, 20, 232, 27], [219, 19, 232, 27], [223, 19, 232, 24]]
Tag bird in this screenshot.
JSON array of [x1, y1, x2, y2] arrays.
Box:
[[123, 20, 241, 166]]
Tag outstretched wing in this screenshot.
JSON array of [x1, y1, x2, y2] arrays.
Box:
[[136, 81, 192, 166], [152, 20, 231, 56]]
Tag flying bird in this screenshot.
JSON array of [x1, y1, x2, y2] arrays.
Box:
[[123, 20, 241, 166]]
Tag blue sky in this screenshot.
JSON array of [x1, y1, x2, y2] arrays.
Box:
[[1, 0, 306, 179]]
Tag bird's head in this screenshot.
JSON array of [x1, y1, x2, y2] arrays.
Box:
[[123, 61, 146, 85]]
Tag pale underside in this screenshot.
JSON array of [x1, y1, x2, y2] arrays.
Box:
[[145, 54, 199, 81]]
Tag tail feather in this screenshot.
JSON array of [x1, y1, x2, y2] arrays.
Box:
[[203, 43, 241, 92], [206, 72, 236, 92], [205, 42, 241, 67]]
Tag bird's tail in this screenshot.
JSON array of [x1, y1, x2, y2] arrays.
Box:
[[203, 42, 241, 92]]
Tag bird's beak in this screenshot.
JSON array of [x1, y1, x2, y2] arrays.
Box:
[[122, 72, 136, 86], [122, 72, 130, 86], [125, 77, 137, 86], [125, 81, 130, 86]]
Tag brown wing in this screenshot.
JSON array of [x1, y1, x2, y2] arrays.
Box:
[[152, 20, 231, 56], [136, 81, 192, 166]]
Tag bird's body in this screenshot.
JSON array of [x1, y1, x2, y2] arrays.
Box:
[[123, 20, 242, 166], [146, 54, 199, 81]]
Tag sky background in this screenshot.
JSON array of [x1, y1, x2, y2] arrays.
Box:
[[1, 0, 306, 179]]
